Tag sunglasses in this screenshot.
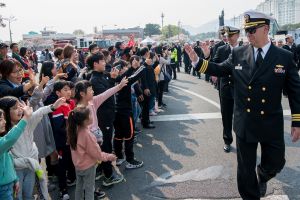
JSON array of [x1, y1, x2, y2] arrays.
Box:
[[245, 25, 265, 34]]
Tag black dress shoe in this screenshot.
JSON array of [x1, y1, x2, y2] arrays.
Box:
[[223, 144, 231, 153], [143, 124, 155, 129], [257, 172, 267, 197]]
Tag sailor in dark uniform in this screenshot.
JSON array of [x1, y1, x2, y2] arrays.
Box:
[[185, 10, 300, 200], [212, 26, 241, 153], [212, 26, 228, 58]]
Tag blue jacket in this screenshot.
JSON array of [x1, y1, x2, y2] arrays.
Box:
[[0, 119, 27, 186]]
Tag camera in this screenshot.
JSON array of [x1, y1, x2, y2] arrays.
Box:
[[115, 64, 122, 71]]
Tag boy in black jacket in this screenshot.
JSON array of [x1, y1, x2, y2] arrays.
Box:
[[113, 56, 145, 169], [87, 53, 124, 186]]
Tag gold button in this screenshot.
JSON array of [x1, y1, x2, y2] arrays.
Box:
[[248, 86, 252, 90], [247, 98, 251, 102], [262, 99, 266, 103], [261, 111, 265, 115], [247, 109, 251, 113], [262, 87, 266, 91]]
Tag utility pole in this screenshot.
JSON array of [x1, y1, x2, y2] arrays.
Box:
[[161, 13, 164, 31], [178, 20, 181, 41], [101, 25, 106, 38], [3, 16, 16, 43]]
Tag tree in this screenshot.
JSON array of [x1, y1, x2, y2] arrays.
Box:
[[162, 24, 190, 38], [280, 23, 300, 31], [191, 32, 217, 41], [73, 29, 85, 36], [144, 23, 161, 36]]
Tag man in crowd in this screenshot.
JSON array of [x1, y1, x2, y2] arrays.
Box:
[[0, 43, 9, 64], [282, 34, 299, 69], [185, 10, 300, 200], [10, 43, 28, 69], [89, 43, 100, 55]]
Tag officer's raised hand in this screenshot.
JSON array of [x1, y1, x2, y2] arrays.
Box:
[[184, 44, 199, 63], [291, 127, 300, 142]]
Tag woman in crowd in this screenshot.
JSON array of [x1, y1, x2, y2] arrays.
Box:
[[59, 45, 79, 82], [0, 59, 35, 98], [19, 47, 31, 82]]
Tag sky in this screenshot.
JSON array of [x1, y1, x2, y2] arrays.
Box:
[[0, 0, 263, 41]]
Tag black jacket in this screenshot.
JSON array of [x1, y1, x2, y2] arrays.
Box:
[[90, 71, 116, 125], [212, 40, 226, 58], [282, 44, 299, 64], [115, 66, 145, 115], [0, 79, 25, 98], [195, 44, 300, 142], [213, 44, 234, 99], [141, 61, 159, 96]]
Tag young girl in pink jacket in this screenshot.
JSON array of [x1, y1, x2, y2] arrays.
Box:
[[67, 106, 116, 200], [69, 77, 127, 200]]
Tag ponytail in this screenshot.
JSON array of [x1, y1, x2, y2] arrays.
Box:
[[67, 106, 90, 150]]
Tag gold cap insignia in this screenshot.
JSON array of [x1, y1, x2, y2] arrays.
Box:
[[244, 14, 250, 23], [275, 64, 284, 68]]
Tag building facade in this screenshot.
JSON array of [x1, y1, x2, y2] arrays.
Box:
[[256, 0, 300, 25]]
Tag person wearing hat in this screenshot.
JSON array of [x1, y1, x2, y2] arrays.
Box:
[[212, 26, 241, 153], [211, 26, 228, 90], [212, 26, 228, 57], [282, 34, 299, 70], [192, 41, 204, 79], [185, 10, 300, 199], [0, 43, 9, 64]]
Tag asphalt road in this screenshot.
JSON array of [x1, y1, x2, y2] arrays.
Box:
[[50, 70, 300, 200]]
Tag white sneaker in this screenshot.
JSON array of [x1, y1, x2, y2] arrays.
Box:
[[116, 158, 126, 166], [149, 111, 157, 116], [62, 194, 70, 200]]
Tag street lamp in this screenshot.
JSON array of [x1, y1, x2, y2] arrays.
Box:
[[161, 12, 164, 30], [178, 20, 181, 41], [3, 16, 17, 43]]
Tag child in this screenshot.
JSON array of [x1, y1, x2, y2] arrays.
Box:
[[88, 53, 124, 186], [38, 61, 67, 179], [0, 105, 32, 200], [74, 77, 127, 198], [0, 96, 65, 200], [67, 106, 117, 200], [75, 78, 128, 143], [51, 80, 76, 199], [113, 57, 145, 169]]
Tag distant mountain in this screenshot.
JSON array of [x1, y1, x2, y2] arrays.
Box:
[[183, 19, 234, 35]]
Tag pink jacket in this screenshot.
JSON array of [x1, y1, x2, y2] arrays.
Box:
[[87, 85, 120, 133], [71, 127, 111, 171]]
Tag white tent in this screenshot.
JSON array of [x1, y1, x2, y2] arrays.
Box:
[[140, 36, 156, 44]]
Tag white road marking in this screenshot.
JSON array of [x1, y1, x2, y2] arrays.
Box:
[[151, 110, 291, 122], [185, 195, 289, 200], [170, 85, 221, 109], [150, 165, 226, 187]]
